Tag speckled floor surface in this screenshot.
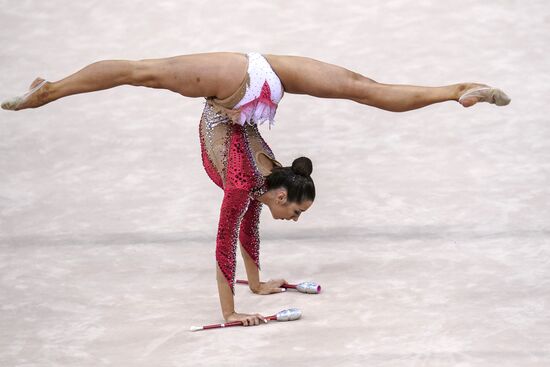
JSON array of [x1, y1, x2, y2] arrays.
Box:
[[1, 1, 549, 366]]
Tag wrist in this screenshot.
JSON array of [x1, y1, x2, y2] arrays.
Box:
[[223, 311, 236, 320], [249, 281, 261, 294]]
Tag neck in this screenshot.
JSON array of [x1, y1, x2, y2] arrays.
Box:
[[257, 189, 276, 207]]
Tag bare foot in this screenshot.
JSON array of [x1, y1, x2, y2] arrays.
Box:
[[458, 83, 511, 107], [1, 77, 50, 111]]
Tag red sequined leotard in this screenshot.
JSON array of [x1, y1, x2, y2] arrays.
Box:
[[199, 53, 284, 293]]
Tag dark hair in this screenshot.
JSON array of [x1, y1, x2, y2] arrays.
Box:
[[265, 157, 315, 203]]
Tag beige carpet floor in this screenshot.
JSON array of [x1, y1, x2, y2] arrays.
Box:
[[1, 1, 549, 366]]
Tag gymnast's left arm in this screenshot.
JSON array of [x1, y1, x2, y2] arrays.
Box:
[[240, 243, 262, 292], [239, 199, 287, 295], [241, 248, 287, 295]]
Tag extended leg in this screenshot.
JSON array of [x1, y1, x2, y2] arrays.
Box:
[[265, 55, 508, 111], [2, 52, 248, 110]]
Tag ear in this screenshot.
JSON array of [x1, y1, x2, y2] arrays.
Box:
[[277, 189, 288, 204]]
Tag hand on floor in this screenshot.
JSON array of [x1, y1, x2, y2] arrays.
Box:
[[253, 278, 288, 295], [226, 312, 268, 326]]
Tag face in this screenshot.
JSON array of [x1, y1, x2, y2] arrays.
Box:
[[268, 189, 313, 222]]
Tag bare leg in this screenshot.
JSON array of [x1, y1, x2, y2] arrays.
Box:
[[4, 52, 508, 112], [265, 55, 506, 112], [2, 52, 248, 111]]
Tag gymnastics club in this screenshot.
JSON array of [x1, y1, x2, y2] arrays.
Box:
[[236, 279, 322, 294], [189, 308, 302, 332]]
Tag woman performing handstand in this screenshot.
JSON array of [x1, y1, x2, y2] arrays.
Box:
[[1, 52, 510, 327]]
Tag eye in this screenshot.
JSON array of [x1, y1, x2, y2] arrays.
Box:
[[294, 210, 300, 216]]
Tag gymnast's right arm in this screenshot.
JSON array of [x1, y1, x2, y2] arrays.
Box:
[[215, 188, 266, 326]]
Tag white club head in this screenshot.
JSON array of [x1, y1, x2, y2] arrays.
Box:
[[296, 281, 321, 294], [189, 326, 203, 332], [275, 308, 302, 321]]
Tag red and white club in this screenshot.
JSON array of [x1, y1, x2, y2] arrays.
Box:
[[236, 279, 322, 294], [190, 308, 302, 332]]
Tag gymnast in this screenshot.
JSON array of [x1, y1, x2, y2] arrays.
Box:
[[1, 51, 510, 326]]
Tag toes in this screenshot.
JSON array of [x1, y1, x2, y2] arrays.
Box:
[[492, 90, 511, 106], [1, 78, 48, 111], [1, 97, 20, 111], [459, 85, 511, 107]]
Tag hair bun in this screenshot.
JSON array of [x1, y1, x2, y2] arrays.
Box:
[[291, 157, 313, 177]]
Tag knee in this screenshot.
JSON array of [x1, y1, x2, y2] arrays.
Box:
[[130, 60, 159, 88], [347, 71, 377, 101]]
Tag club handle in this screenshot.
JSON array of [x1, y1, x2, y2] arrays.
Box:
[[203, 315, 277, 330], [203, 321, 242, 330], [191, 311, 296, 331], [236, 279, 295, 289]]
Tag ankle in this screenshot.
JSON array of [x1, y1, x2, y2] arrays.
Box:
[[453, 83, 469, 101], [40, 82, 56, 105]]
